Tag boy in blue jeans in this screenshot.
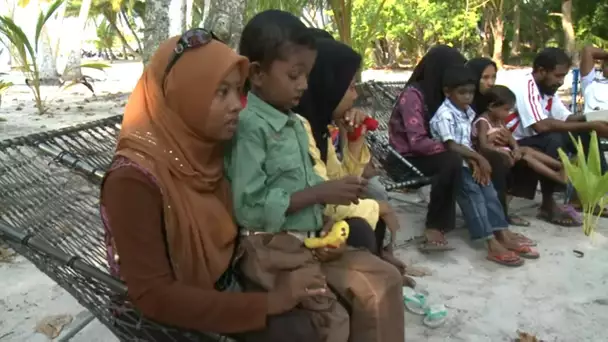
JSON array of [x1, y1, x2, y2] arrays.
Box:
[[429, 65, 540, 266]]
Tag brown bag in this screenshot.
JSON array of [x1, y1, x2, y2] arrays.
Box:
[[239, 233, 350, 342]]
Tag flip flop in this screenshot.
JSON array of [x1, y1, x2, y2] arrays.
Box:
[[507, 244, 540, 259], [570, 203, 608, 218], [402, 287, 427, 315], [511, 232, 537, 247], [418, 240, 455, 252], [487, 251, 524, 267], [418, 234, 455, 252], [423, 304, 448, 328], [508, 214, 531, 227], [560, 204, 583, 223], [537, 208, 582, 227]]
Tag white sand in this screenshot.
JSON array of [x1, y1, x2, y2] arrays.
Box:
[[1, 63, 606, 341]]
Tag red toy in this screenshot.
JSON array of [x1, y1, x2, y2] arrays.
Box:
[[240, 94, 247, 108], [347, 117, 378, 141]]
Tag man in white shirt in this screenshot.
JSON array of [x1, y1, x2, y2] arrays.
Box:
[[579, 45, 608, 113], [505, 47, 608, 226]]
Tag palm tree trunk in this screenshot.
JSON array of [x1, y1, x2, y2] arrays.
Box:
[[561, 0, 576, 63], [63, 0, 93, 80], [186, 0, 193, 29], [37, 28, 60, 84], [143, 0, 171, 64], [203, 0, 245, 48], [169, 0, 187, 36], [510, 0, 520, 58]]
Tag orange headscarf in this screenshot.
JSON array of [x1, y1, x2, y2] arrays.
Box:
[[114, 36, 248, 288]]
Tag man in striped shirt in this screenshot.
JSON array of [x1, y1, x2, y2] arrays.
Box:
[[505, 48, 608, 225]]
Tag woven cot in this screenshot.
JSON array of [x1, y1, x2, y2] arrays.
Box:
[[0, 115, 234, 341], [0, 81, 428, 341]]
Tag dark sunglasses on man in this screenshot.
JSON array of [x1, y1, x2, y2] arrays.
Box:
[[162, 28, 221, 92]]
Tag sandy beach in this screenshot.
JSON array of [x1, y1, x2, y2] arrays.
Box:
[[1, 62, 606, 341]]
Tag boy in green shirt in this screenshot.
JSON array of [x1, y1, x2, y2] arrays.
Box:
[[227, 10, 405, 342]]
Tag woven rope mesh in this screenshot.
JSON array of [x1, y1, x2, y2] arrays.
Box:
[[356, 82, 431, 190], [34, 115, 123, 172], [0, 117, 232, 341]]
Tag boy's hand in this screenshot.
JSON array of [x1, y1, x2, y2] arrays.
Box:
[[469, 157, 491, 186], [313, 218, 346, 262], [315, 176, 368, 205], [477, 155, 492, 176], [467, 159, 483, 184]]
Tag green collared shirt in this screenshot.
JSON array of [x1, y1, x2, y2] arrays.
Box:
[[225, 92, 324, 233]]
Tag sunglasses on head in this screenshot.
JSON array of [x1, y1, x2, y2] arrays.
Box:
[[162, 28, 221, 92]]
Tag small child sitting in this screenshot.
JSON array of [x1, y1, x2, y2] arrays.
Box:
[[473, 85, 566, 185], [429, 65, 539, 267]]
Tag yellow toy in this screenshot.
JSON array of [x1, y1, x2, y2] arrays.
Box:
[[304, 221, 350, 249]]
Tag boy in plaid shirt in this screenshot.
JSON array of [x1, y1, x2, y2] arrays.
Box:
[[430, 65, 539, 267]]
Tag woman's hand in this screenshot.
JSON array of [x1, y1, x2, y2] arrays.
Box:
[[488, 128, 510, 146], [267, 268, 327, 315]]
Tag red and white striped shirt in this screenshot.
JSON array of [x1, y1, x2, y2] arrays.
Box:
[[504, 73, 571, 140]]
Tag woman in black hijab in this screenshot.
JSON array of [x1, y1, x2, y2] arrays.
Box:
[[294, 38, 416, 287], [295, 37, 361, 163], [466, 57, 498, 115], [465, 57, 530, 226], [388, 45, 467, 251], [406, 45, 468, 118]]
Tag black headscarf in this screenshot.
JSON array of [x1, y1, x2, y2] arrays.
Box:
[[406, 45, 467, 118], [294, 38, 362, 163], [466, 57, 497, 115]]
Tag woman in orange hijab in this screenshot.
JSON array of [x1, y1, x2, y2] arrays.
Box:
[[100, 29, 325, 341]]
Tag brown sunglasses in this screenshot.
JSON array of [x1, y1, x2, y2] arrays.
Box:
[[162, 28, 221, 92]]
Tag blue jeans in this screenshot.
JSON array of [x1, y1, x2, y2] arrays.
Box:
[[457, 167, 509, 241]]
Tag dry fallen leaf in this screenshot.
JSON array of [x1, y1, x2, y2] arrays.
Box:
[[0, 245, 15, 262], [34, 314, 73, 339], [516, 330, 542, 342]]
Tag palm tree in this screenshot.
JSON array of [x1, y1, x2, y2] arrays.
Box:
[[63, 0, 92, 79], [142, 0, 170, 63]]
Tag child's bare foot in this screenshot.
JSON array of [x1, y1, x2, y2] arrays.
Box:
[[381, 250, 406, 274], [381, 250, 417, 288], [402, 275, 416, 289]]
